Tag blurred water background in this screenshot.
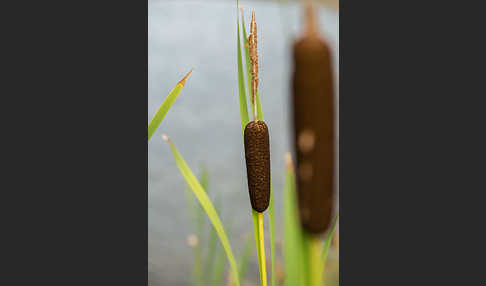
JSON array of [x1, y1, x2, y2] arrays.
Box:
[[148, 0, 338, 285]]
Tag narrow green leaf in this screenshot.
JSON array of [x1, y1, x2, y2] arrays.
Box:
[[197, 169, 210, 286], [193, 240, 203, 286], [205, 198, 222, 285], [236, 6, 250, 135], [268, 176, 276, 286], [228, 233, 254, 286], [238, 234, 254, 280], [183, 187, 200, 286], [183, 187, 203, 286], [184, 187, 196, 226], [148, 69, 192, 141], [322, 215, 339, 270], [283, 154, 305, 286], [240, 10, 252, 109], [214, 220, 232, 286], [183, 168, 211, 286], [212, 245, 227, 286], [163, 135, 240, 286], [196, 168, 209, 246]]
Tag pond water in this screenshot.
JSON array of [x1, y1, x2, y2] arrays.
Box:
[[148, 1, 338, 285]]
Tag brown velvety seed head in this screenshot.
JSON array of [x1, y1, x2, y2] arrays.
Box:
[[244, 120, 271, 212], [292, 32, 335, 234]]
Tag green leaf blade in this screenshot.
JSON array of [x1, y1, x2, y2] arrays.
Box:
[[283, 155, 305, 286], [148, 70, 192, 141], [164, 136, 240, 286], [238, 234, 254, 281], [205, 198, 221, 284], [236, 12, 250, 134], [268, 176, 276, 286], [322, 215, 339, 269], [213, 244, 227, 286]]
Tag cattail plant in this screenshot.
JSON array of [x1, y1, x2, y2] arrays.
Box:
[[153, 2, 339, 286], [292, 1, 335, 285], [244, 11, 271, 214], [243, 11, 270, 286]]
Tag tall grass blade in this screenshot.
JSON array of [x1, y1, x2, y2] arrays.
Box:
[[236, 4, 250, 134], [205, 198, 222, 285], [229, 234, 254, 286], [268, 176, 276, 286], [197, 168, 210, 286], [283, 153, 305, 286], [322, 215, 339, 270], [163, 135, 240, 286], [148, 69, 192, 141], [193, 238, 203, 286], [184, 187, 197, 226], [213, 244, 227, 286], [197, 168, 210, 244], [183, 187, 202, 286], [184, 168, 210, 286], [214, 220, 232, 286], [239, 234, 254, 281]]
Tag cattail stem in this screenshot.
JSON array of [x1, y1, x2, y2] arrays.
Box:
[[245, 10, 269, 286], [258, 212, 268, 286], [310, 236, 324, 286]]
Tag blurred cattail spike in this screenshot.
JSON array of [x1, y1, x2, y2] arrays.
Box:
[[304, 0, 318, 36], [292, 0, 335, 235]]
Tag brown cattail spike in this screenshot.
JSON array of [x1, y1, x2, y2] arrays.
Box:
[[244, 121, 271, 212], [292, 2, 335, 234], [244, 11, 270, 213]]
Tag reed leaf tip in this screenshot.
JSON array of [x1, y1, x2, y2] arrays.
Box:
[[178, 68, 193, 87]]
